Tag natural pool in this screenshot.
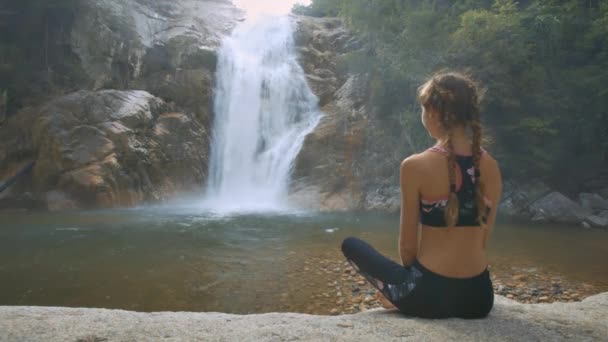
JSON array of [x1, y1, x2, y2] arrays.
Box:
[[1, 206, 607, 314]]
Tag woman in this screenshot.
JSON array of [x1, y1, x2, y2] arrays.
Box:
[[341, 72, 502, 318]]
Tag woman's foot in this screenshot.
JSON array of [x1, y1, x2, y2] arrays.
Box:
[[375, 291, 396, 309]]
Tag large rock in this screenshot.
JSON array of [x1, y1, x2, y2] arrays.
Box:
[[290, 16, 371, 211], [1, 0, 242, 211], [72, 0, 243, 89], [1, 293, 607, 341], [292, 16, 356, 107], [292, 74, 369, 211], [0, 90, 208, 210], [583, 215, 608, 229], [292, 15, 422, 212], [70, 0, 244, 126], [579, 193, 608, 212], [499, 181, 551, 218], [530, 192, 590, 224]]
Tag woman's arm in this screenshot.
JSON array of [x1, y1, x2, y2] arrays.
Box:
[[481, 155, 502, 248], [399, 156, 421, 266]]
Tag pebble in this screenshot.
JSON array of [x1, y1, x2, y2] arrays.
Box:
[[512, 274, 527, 281], [297, 256, 602, 315]]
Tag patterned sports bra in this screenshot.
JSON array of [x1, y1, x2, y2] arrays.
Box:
[[419, 146, 492, 227]]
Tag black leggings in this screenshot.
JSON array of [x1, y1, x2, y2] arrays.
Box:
[[341, 237, 494, 318]]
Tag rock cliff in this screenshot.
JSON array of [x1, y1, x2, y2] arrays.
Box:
[[291, 15, 407, 213], [0, 0, 243, 210], [0, 90, 207, 209]]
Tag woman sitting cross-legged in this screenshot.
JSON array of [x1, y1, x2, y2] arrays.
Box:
[[342, 72, 502, 319]]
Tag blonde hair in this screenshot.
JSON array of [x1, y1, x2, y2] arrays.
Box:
[[418, 72, 486, 226]]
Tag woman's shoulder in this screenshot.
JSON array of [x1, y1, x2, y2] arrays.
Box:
[[400, 152, 425, 169], [479, 149, 500, 171], [400, 151, 432, 178], [401, 147, 447, 167]]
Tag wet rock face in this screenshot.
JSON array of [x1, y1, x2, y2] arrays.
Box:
[[71, 0, 243, 125], [72, 0, 243, 88], [293, 16, 354, 108], [290, 16, 370, 211], [292, 16, 412, 212], [0, 90, 208, 210], [291, 73, 370, 211], [1, 0, 243, 210]]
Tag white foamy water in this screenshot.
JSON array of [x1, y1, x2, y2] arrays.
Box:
[[204, 16, 321, 213]]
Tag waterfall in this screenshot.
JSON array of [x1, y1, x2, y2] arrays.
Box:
[[204, 16, 321, 212]]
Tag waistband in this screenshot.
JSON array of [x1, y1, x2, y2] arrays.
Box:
[[412, 259, 490, 283]]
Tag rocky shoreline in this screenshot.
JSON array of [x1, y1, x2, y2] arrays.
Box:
[[303, 256, 606, 316], [499, 181, 608, 229]]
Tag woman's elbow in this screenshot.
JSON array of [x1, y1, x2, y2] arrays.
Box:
[[399, 248, 417, 266]]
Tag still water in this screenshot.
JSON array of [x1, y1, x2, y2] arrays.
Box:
[[1, 206, 606, 313]]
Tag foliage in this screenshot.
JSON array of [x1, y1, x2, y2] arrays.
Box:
[[295, 0, 608, 189], [292, 0, 341, 17]]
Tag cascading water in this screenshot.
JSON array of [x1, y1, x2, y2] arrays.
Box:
[[204, 16, 321, 212]]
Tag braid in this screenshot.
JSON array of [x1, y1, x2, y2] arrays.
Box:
[[470, 92, 486, 226], [419, 72, 485, 228], [444, 120, 460, 227]]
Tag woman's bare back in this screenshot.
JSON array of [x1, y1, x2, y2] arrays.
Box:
[[411, 147, 502, 277]]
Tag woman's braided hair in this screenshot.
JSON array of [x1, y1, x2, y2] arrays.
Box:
[[417, 72, 486, 227]]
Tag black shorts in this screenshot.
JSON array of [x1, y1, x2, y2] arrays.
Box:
[[341, 237, 494, 318]]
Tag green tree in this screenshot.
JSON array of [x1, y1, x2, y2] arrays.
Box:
[[298, 0, 608, 190]]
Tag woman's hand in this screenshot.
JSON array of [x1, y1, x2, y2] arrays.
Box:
[[375, 291, 396, 309]]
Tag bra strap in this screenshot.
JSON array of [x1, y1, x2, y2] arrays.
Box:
[[427, 145, 488, 156], [427, 146, 449, 155]]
